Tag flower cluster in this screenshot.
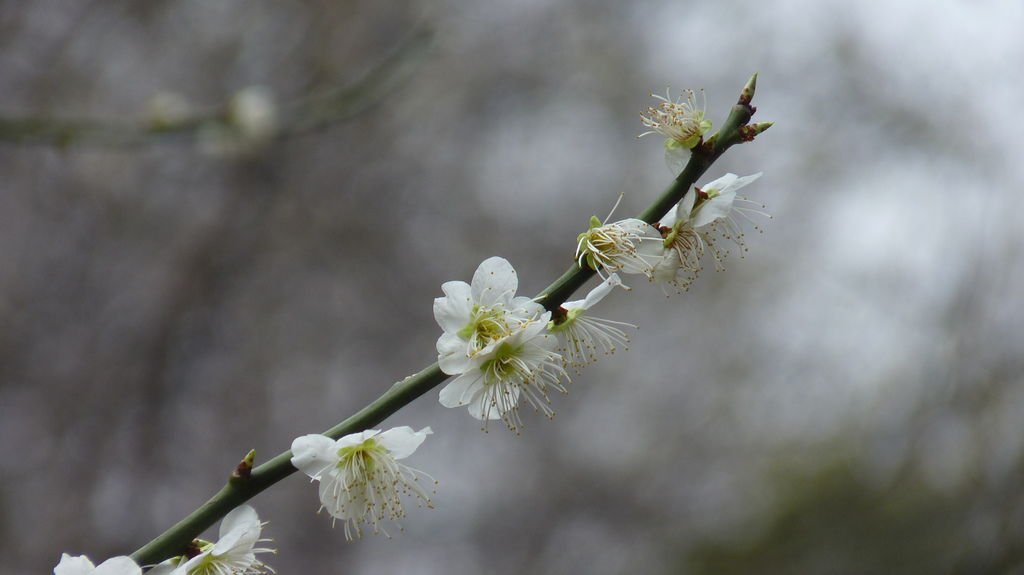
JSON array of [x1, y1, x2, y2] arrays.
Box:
[[434, 256, 568, 431], [577, 175, 767, 293], [54, 83, 770, 564], [432, 255, 639, 431]]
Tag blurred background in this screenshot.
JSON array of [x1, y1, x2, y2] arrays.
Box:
[[2, 1, 1023, 573]]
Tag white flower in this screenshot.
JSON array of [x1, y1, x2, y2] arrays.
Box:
[[434, 256, 547, 374], [641, 190, 706, 292], [291, 427, 434, 540], [548, 274, 636, 370], [644, 172, 767, 291], [640, 89, 714, 174], [434, 257, 568, 432], [639, 88, 712, 151], [149, 505, 273, 575], [439, 319, 568, 432], [199, 87, 277, 157], [678, 172, 765, 230], [53, 555, 141, 575], [575, 196, 662, 278], [228, 86, 278, 143]]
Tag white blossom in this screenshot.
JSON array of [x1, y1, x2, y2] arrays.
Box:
[[640, 88, 714, 174], [639, 88, 712, 150], [434, 256, 547, 374], [291, 427, 434, 540], [53, 555, 141, 575], [228, 86, 278, 143], [644, 172, 767, 291], [439, 319, 567, 432], [148, 505, 273, 575], [434, 257, 569, 431], [676, 172, 765, 230], [575, 196, 662, 278], [548, 274, 635, 370]]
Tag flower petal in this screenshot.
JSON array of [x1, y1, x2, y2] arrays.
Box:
[[671, 189, 697, 227], [691, 192, 735, 228], [335, 429, 380, 449], [377, 426, 432, 460], [94, 557, 142, 575], [564, 273, 626, 311], [614, 218, 657, 238], [508, 296, 545, 320], [54, 555, 96, 575], [531, 331, 560, 354], [649, 250, 681, 283], [439, 371, 483, 408], [504, 315, 550, 345], [703, 172, 761, 197], [290, 434, 340, 479], [729, 171, 763, 190], [471, 257, 518, 307], [701, 172, 740, 193], [437, 332, 472, 375], [213, 505, 260, 555], [663, 145, 688, 176], [142, 559, 182, 575], [433, 281, 472, 333]]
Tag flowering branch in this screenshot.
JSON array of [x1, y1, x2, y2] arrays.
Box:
[[0, 28, 431, 149], [127, 72, 768, 569]]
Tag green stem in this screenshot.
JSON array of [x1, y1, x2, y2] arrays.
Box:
[[129, 73, 763, 568]]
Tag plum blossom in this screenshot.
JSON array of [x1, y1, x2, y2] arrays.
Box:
[[291, 427, 434, 540], [434, 256, 547, 374], [575, 196, 662, 278], [640, 88, 713, 173], [644, 172, 766, 291], [434, 257, 568, 431], [548, 274, 635, 370], [640, 88, 712, 150], [438, 319, 567, 432], [228, 86, 277, 144], [146, 505, 273, 575]]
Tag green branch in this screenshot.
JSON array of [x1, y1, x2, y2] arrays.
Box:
[[129, 73, 767, 568], [0, 28, 432, 149]]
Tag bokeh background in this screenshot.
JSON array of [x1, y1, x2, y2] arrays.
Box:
[[2, 1, 1023, 573]]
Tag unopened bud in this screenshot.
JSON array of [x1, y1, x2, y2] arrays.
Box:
[[231, 449, 256, 483], [739, 121, 773, 142], [738, 73, 757, 106]]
